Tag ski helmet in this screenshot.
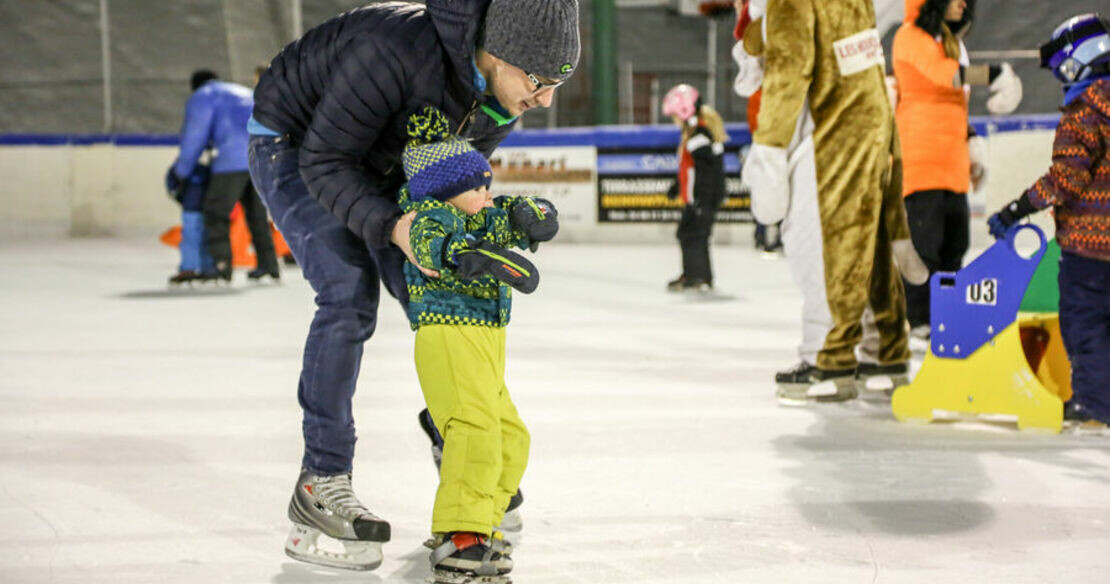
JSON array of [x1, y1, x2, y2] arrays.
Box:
[[662, 84, 700, 121], [1040, 13, 1110, 84]]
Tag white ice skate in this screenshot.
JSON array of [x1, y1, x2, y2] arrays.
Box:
[[283, 470, 390, 571]]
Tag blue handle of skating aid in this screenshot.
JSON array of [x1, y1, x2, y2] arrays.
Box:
[[928, 223, 1046, 359]]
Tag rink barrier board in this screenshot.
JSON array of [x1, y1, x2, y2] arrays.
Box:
[[0, 114, 1064, 240], [0, 113, 1063, 148]]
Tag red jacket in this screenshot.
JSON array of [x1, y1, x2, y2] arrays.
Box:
[[1027, 79, 1110, 261]]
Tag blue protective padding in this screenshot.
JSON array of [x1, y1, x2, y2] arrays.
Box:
[[968, 113, 1061, 138], [929, 224, 1047, 359], [500, 123, 754, 149], [0, 134, 178, 146], [597, 152, 742, 175], [0, 115, 1062, 148]]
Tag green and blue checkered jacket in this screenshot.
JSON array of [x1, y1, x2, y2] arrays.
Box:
[[401, 188, 532, 330]]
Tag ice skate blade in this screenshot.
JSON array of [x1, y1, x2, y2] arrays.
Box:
[[427, 570, 511, 584], [1065, 420, 1110, 437], [776, 380, 858, 405], [284, 523, 383, 571], [859, 374, 909, 393]]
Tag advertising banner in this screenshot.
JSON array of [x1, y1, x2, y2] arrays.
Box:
[[596, 147, 751, 223], [489, 146, 598, 228]]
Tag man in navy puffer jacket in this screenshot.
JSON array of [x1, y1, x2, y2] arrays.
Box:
[[170, 70, 279, 283], [247, 0, 579, 571]]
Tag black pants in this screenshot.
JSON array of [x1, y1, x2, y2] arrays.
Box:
[[203, 170, 278, 273], [677, 202, 718, 283], [903, 190, 969, 328], [1059, 251, 1110, 421]]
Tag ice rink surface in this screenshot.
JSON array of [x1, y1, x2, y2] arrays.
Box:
[[1, 237, 1108, 584]]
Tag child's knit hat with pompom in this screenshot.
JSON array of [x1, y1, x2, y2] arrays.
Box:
[[402, 107, 492, 201]]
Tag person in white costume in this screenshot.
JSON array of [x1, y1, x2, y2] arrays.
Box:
[[732, 0, 929, 401]]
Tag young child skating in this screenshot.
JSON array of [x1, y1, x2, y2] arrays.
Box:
[[400, 107, 558, 582], [988, 13, 1110, 431]]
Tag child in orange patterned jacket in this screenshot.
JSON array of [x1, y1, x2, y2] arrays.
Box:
[[988, 14, 1110, 430]]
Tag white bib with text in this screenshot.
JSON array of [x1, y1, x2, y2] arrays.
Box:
[[833, 28, 884, 77]]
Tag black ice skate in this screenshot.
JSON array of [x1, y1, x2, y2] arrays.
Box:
[[284, 470, 390, 571], [1063, 402, 1110, 435], [774, 361, 818, 384], [428, 532, 512, 584], [247, 266, 281, 283], [167, 270, 200, 286], [666, 275, 713, 293], [775, 364, 857, 404], [199, 263, 233, 285]]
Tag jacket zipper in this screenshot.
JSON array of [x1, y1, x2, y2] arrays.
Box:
[[456, 99, 479, 136]]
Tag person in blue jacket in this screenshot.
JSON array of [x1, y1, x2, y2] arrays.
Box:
[[246, 0, 580, 572], [168, 70, 278, 283]]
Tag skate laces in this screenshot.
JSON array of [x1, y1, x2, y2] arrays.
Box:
[[784, 361, 812, 375], [313, 474, 371, 519]]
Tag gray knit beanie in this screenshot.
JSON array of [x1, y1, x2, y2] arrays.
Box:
[[482, 0, 581, 82]]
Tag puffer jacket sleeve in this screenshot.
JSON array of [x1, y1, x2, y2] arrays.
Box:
[[411, 209, 469, 272], [173, 92, 214, 179], [298, 36, 412, 250], [481, 202, 530, 249]]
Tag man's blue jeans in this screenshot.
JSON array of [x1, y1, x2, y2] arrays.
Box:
[[248, 135, 408, 474]]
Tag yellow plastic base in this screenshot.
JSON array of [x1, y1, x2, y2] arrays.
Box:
[[892, 314, 1070, 433]]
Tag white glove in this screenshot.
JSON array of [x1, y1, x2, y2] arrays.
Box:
[[731, 41, 764, 98], [742, 143, 789, 224], [892, 239, 930, 286], [967, 135, 988, 191], [748, 0, 765, 19], [986, 63, 1022, 114]]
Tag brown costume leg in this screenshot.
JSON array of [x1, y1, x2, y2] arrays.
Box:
[[815, 135, 888, 371], [869, 195, 910, 365]]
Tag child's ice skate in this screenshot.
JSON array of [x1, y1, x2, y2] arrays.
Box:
[[167, 270, 201, 286], [283, 469, 390, 571], [427, 532, 512, 584], [1063, 402, 1110, 436]]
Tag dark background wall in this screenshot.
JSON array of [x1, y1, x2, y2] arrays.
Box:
[[0, 0, 1093, 133]]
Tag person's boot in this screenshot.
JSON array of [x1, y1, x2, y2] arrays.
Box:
[[428, 532, 511, 581], [167, 270, 200, 286], [247, 266, 281, 282], [776, 366, 857, 404]]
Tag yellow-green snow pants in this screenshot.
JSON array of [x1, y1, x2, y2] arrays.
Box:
[[415, 324, 530, 536]]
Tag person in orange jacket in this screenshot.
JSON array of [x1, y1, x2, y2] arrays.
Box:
[[892, 0, 1022, 338]]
